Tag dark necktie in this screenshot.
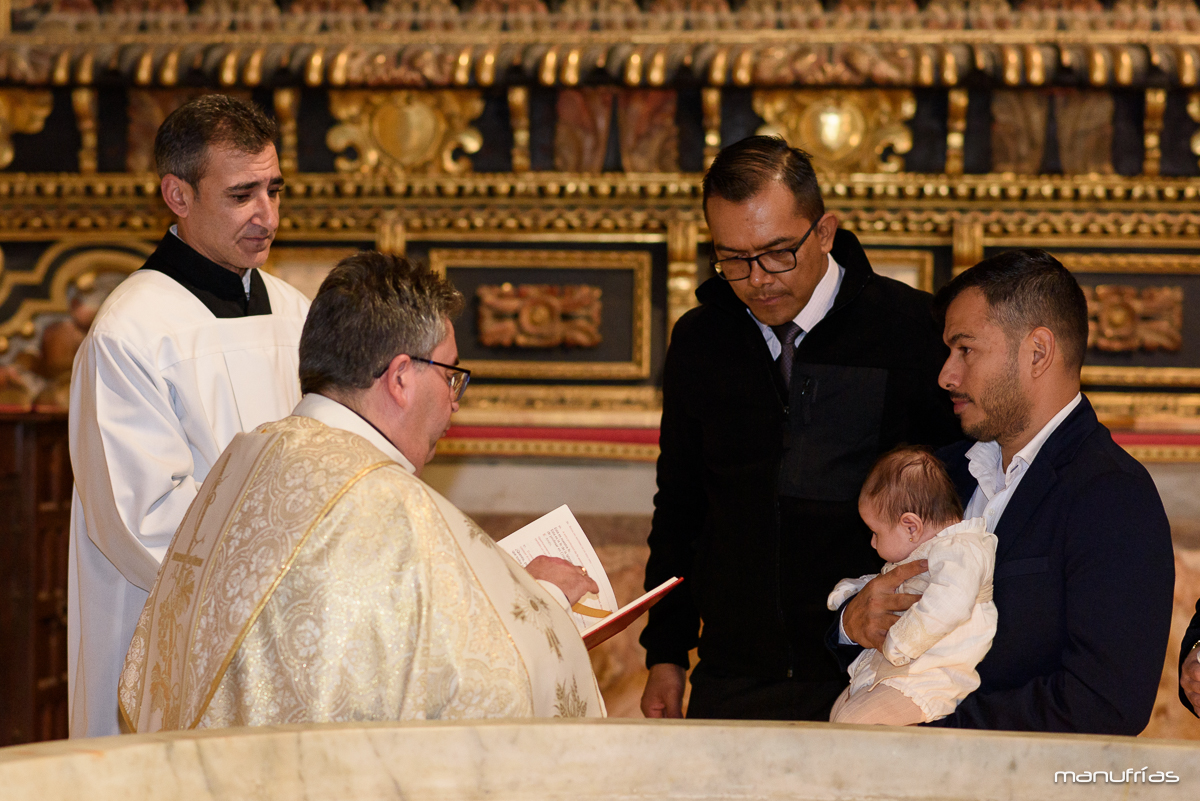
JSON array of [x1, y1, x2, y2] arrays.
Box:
[[771, 321, 801, 387]]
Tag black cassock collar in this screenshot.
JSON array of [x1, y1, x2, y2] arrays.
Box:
[[139, 231, 272, 318]]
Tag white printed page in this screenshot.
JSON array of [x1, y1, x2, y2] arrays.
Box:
[[498, 505, 618, 632]]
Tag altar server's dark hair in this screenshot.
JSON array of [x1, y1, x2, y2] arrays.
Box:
[[300, 251, 464, 395], [154, 94, 276, 187]]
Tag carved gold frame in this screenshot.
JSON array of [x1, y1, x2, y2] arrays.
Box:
[[0, 239, 155, 352], [863, 248, 935, 294], [1052, 251, 1200, 388], [428, 247, 653, 380]]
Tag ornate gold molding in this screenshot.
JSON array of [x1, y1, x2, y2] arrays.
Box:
[[326, 90, 484, 178], [1089, 392, 1200, 432], [273, 88, 300, 174], [1058, 253, 1200, 274], [5, 171, 1200, 209], [0, 239, 154, 349], [436, 436, 659, 462], [1082, 367, 1200, 388], [1144, 88, 1167, 177], [508, 86, 531, 174], [453, 383, 661, 427], [71, 88, 97, 175], [701, 87, 721, 169], [666, 219, 698, 340], [15, 17, 1200, 89], [945, 88, 967, 177]]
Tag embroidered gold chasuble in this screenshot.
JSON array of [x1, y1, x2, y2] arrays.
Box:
[[118, 413, 603, 732]]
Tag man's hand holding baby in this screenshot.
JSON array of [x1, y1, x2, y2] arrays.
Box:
[[841, 560, 928, 650]]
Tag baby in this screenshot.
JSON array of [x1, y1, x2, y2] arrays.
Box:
[[827, 446, 997, 726]]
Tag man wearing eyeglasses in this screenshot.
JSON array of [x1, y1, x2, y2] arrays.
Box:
[[119, 251, 605, 730], [640, 136, 960, 721]]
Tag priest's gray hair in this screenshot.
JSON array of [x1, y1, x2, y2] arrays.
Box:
[[299, 251, 464, 396], [154, 95, 277, 187]]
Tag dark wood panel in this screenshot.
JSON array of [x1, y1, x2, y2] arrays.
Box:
[[0, 414, 70, 746]]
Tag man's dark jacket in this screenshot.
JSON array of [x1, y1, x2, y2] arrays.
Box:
[[832, 397, 1175, 734], [1181, 601, 1200, 716], [641, 230, 960, 682]]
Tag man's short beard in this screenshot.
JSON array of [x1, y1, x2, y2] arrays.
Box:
[[962, 355, 1033, 444]]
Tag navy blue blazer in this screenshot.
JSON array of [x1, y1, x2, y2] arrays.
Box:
[[832, 396, 1175, 734], [1181, 601, 1200, 716]]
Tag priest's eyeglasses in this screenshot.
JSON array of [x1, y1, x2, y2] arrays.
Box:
[[712, 218, 819, 282], [411, 357, 472, 402]]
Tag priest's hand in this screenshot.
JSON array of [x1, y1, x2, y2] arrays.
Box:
[[841, 560, 927, 650], [525, 555, 599, 606], [641, 663, 685, 718], [1183, 644, 1200, 714]]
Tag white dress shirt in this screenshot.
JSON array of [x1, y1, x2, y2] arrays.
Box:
[[750, 253, 844, 357]]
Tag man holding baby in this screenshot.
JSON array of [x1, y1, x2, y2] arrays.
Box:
[[838, 249, 1175, 734]]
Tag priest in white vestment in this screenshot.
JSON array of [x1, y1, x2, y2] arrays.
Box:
[[68, 96, 310, 737], [118, 251, 604, 730]]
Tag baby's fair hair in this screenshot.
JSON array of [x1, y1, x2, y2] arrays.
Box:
[[859, 446, 963, 528]]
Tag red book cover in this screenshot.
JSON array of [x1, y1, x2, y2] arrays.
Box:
[[582, 577, 683, 650]]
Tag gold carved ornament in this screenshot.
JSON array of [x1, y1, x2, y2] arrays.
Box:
[[477, 283, 603, 349], [0, 89, 53, 170], [1084, 285, 1182, 353], [326, 90, 484, 177], [753, 89, 915, 173]]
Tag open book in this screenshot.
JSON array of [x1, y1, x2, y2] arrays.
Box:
[[498, 505, 682, 650]]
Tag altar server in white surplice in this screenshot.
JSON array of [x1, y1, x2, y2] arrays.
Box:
[[118, 252, 604, 731], [68, 95, 310, 738]]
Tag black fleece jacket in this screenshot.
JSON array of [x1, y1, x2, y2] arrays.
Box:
[[641, 229, 960, 681]]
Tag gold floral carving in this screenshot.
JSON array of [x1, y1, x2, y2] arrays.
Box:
[[429, 248, 651, 380], [754, 89, 915, 173], [991, 91, 1047, 174], [1054, 90, 1113, 176], [1084, 285, 1182, 352], [326, 90, 484, 178], [0, 89, 52, 169], [476, 283, 603, 349]]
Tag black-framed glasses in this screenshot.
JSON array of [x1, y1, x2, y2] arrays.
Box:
[[411, 357, 471, 402], [711, 217, 820, 282]]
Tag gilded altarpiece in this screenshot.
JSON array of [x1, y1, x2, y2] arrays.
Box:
[[1, 2, 1200, 452]]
